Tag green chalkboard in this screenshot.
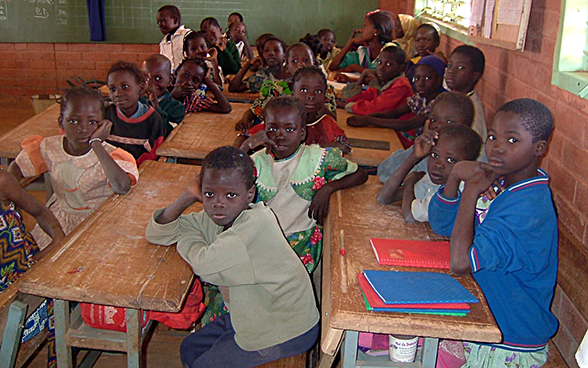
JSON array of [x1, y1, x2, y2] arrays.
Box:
[[0, 0, 378, 45]]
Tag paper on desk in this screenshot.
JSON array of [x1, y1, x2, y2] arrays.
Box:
[[577, 329, 588, 368], [497, 0, 524, 25], [328, 81, 348, 91]]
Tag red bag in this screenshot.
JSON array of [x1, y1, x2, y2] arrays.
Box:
[[80, 279, 205, 332]]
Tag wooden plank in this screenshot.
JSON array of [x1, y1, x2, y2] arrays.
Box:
[[19, 161, 198, 312], [222, 90, 258, 103], [0, 103, 61, 160], [323, 176, 502, 343]]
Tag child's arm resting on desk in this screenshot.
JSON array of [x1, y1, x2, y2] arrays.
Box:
[[204, 76, 232, 113], [91, 119, 133, 194]]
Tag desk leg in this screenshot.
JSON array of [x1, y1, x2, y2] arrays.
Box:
[[421, 337, 439, 368], [126, 308, 142, 368], [341, 331, 359, 368], [54, 300, 73, 368]]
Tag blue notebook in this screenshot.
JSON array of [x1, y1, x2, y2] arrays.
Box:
[[363, 270, 479, 304]]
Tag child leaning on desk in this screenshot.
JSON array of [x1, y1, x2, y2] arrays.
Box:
[[9, 87, 138, 250], [145, 146, 319, 368], [377, 124, 482, 223], [247, 96, 367, 273], [429, 99, 558, 368]]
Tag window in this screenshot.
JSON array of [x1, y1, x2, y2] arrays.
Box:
[[552, 0, 588, 99]]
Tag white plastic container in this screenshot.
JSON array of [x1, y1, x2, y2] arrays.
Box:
[[388, 335, 418, 362]]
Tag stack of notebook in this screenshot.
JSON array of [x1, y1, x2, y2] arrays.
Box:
[[358, 270, 479, 316], [370, 238, 451, 269]]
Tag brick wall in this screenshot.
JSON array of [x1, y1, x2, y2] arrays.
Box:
[[0, 43, 158, 108], [379, 0, 588, 366]]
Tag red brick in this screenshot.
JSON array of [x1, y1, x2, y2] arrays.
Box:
[[0, 43, 15, 51], [29, 60, 56, 69], [535, 90, 556, 113], [0, 60, 16, 69], [54, 44, 68, 51], [553, 195, 586, 241], [554, 103, 585, 146], [25, 43, 54, 51], [548, 160, 576, 202], [81, 52, 108, 61], [56, 51, 82, 61], [121, 44, 156, 52], [543, 9, 561, 39], [69, 60, 96, 70], [545, 0, 562, 12], [0, 51, 19, 60], [539, 36, 556, 68], [0, 87, 26, 96], [14, 44, 26, 51], [25, 68, 57, 79], [547, 131, 564, 159], [39, 51, 56, 61], [55, 61, 69, 70], [66, 44, 97, 52], [96, 44, 123, 52]]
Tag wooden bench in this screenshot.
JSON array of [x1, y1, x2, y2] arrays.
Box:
[[257, 351, 308, 368]]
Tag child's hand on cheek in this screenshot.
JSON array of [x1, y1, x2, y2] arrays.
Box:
[[413, 130, 437, 159], [239, 131, 276, 153], [185, 174, 203, 203], [463, 165, 501, 196], [308, 185, 334, 225], [205, 48, 218, 62], [216, 35, 227, 51], [91, 119, 113, 141]]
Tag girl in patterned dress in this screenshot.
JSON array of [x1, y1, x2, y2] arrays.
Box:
[[9, 87, 139, 250]]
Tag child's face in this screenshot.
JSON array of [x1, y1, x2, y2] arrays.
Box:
[[228, 14, 241, 25], [202, 22, 222, 44], [265, 106, 306, 160], [156, 10, 179, 35], [426, 101, 466, 131], [186, 37, 209, 58], [427, 136, 469, 185], [201, 168, 255, 230], [59, 97, 101, 155], [229, 23, 246, 41], [108, 70, 143, 117], [292, 73, 326, 116], [445, 52, 480, 93], [376, 51, 404, 84], [486, 111, 546, 184], [145, 61, 171, 98], [415, 28, 439, 57], [319, 32, 336, 53], [413, 65, 442, 100], [286, 46, 314, 75], [262, 40, 285, 68], [175, 62, 205, 88]]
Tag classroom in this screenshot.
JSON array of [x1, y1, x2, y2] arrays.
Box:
[[0, 0, 587, 367]]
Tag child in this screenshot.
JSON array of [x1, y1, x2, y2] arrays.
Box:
[[428, 98, 558, 367], [9, 86, 138, 249], [249, 96, 367, 272], [347, 55, 446, 147], [227, 12, 243, 27], [377, 124, 482, 223], [142, 54, 185, 137], [229, 36, 288, 93], [404, 24, 446, 85], [241, 66, 350, 153], [200, 17, 241, 75], [145, 146, 319, 368], [341, 43, 413, 116], [236, 42, 338, 132], [104, 60, 166, 166], [317, 28, 341, 72], [171, 57, 232, 114], [445, 45, 487, 144], [228, 21, 254, 62], [156, 5, 191, 72], [393, 14, 419, 61], [183, 30, 224, 88], [329, 9, 395, 75], [377, 91, 475, 183]]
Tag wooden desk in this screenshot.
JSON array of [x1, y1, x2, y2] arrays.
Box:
[[19, 160, 199, 368], [320, 176, 501, 367], [222, 89, 258, 103], [158, 104, 403, 167], [0, 103, 61, 164]]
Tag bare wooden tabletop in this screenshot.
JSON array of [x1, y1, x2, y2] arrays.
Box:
[[19, 160, 200, 312], [0, 103, 61, 160], [158, 103, 403, 166], [321, 176, 501, 355]]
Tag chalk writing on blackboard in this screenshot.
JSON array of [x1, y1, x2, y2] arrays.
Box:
[[0, 0, 6, 21]]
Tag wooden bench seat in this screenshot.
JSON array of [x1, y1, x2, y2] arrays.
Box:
[[257, 351, 308, 368]]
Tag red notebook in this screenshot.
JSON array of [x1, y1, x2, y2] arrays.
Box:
[[370, 238, 451, 269], [357, 273, 470, 310]]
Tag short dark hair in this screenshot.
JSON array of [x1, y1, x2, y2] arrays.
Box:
[[286, 42, 315, 64], [261, 36, 287, 59], [157, 5, 181, 24], [107, 60, 145, 84], [317, 29, 335, 39], [451, 45, 485, 75], [366, 10, 395, 44], [437, 124, 482, 161], [200, 17, 221, 31], [183, 30, 211, 57], [417, 23, 440, 44], [201, 146, 256, 190], [299, 33, 322, 58], [292, 65, 327, 90], [255, 33, 275, 51], [432, 91, 475, 127], [60, 86, 104, 118], [496, 98, 554, 142], [175, 57, 209, 78], [228, 12, 243, 22], [263, 96, 307, 129], [381, 43, 406, 65], [145, 54, 171, 76]]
